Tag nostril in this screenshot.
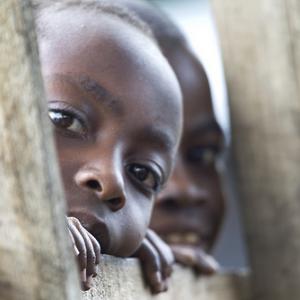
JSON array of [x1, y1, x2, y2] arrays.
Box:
[[107, 197, 124, 211], [85, 179, 102, 191]]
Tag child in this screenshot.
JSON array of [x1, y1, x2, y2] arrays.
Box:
[[34, 0, 182, 293], [119, 0, 226, 274]]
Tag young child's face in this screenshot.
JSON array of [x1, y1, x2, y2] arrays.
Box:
[[150, 45, 225, 252], [39, 8, 182, 256]]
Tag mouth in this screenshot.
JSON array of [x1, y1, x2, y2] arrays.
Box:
[[68, 210, 111, 253], [160, 231, 211, 249]]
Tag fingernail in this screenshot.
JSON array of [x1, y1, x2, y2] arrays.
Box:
[[153, 271, 164, 292], [204, 256, 220, 274], [82, 283, 90, 291], [74, 245, 80, 256], [154, 271, 162, 283], [81, 269, 87, 282], [200, 255, 220, 276], [86, 275, 93, 288]]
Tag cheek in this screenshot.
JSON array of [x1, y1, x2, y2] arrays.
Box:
[[54, 142, 83, 207], [191, 167, 223, 197], [110, 193, 154, 256], [58, 162, 84, 211], [54, 134, 82, 182], [193, 169, 226, 224], [150, 208, 171, 233]]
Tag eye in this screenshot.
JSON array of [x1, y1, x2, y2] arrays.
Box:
[[187, 146, 220, 167], [48, 109, 86, 137], [127, 164, 161, 192]]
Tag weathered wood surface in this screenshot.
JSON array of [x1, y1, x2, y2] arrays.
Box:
[[0, 1, 80, 299], [211, 1, 300, 299], [83, 256, 250, 300]]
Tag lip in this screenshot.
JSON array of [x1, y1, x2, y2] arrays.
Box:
[[68, 210, 111, 253]]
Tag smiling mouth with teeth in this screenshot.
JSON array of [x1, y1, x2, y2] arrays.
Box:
[[162, 232, 202, 246]]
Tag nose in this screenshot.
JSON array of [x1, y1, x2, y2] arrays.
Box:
[[157, 159, 209, 208], [74, 166, 126, 212]]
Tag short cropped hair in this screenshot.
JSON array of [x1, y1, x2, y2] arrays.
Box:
[[33, 0, 154, 42], [115, 0, 187, 52]]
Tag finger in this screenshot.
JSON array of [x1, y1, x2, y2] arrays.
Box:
[[81, 273, 94, 291], [194, 251, 219, 275], [146, 230, 174, 279], [81, 278, 92, 291], [172, 245, 196, 266], [134, 239, 165, 294], [172, 245, 219, 275], [74, 220, 96, 278], [68, 228, 80, 256], [87, 231, 101, 267], [68, 220, 87, 284], [68, 218, 87, 273]]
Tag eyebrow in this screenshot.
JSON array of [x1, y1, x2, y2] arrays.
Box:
[[190, 119, 223, 136], [48, 73, 123, 115]]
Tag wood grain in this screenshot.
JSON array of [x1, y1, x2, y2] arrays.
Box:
[[0, 1, 80, 299], [82, 256, 250, 300], [211, 0, 300, 299]]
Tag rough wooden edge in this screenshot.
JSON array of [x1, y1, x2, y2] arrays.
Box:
[[82, 256, 250, 300], [0, 1, 80, 299]]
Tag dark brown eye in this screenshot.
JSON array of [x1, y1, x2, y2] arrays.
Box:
[[127, 164, 159, 192], [48, 110, 85, 135], [187, 146, 219, 166]]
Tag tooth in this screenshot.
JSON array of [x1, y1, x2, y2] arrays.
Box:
[[185, 233, 199, 244], [167, 233, 182, 244]]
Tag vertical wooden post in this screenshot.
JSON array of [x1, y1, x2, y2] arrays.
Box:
[[212, 0, 300, 300], [0, 1, 80, 299], [211, 1, 300, 299]]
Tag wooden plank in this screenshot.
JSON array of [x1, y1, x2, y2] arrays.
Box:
[[211, 0, 300, 299], [83, 256, 250, 300], [0, 1, 80, 299]]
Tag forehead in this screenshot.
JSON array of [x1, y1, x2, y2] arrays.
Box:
[[39, 7, 182, 150], [169, 47, 213, 114], [164, 46, 215, 131]]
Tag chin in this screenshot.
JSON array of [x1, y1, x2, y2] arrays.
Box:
[[102, 232, 144, 257]]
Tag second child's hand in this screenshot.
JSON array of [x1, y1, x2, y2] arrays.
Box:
[[171, 244, 219, 275], [133, 229, 174, 294], [67, 217, 101, 290]]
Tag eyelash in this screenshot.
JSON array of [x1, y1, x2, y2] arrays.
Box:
[[126, 163, 163, 194], [186, 145, 222, 167], [48, 107, 87, 138]]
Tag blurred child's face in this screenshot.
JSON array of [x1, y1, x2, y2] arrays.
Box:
[[150, 45, 225, 252], [39, 9, 182, 256]]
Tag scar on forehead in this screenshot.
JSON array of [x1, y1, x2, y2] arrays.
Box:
[[47, 73, 124, 115]]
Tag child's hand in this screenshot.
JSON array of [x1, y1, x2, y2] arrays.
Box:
[[67, 217, 101, 290], [133, 229, 174, 294], [170, 245, 219, 275]]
